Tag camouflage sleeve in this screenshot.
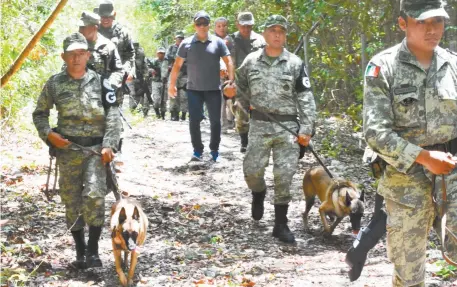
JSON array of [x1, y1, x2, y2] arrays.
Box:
[[161, 59, 169, 80], [235, 57, 250, 110], [102, 105, 122, 150], [108, 44, 124, 88], [32, 80, 54, 143], [121, 29, 135, 76], [295, 63, 316, 135], [363, 60, 423, 173]]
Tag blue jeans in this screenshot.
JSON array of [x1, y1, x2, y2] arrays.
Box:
[[187, 90, 222, 154]]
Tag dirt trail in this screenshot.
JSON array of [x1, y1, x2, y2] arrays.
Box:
[[1, 110, 453, 286]]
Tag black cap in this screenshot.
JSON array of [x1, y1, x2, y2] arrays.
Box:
[[98, 0, 114, 17], [194, 11, 210, 22]]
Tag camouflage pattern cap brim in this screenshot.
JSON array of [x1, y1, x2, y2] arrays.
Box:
[[78, 11, 100, 27], [401, 0, 449, 20], [238, 12, 254, 26], [413, 7, 449, 20], [63, 32, 88, 52], [157, 48, 166, 53], [264, 15, 288, 30]]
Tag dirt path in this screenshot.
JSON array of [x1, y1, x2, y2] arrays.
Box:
[[0, 110, 453, 286]]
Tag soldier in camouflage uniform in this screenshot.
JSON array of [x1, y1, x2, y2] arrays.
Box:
[[131, 42, 149, 116], [363, 1, 457, 285], [147, 47, 166, 118], [32, 33, 121, 269], [78, 11, 123, 92], [236, 15, 316, 243], [232, 12, 266, 152], [163, 31, 187, 121], [97, 0, 135, 104]]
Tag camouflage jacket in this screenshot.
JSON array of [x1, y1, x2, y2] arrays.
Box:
[[146, 57, 164, 82], [99, 22, 135, 76], [363, 39, 457, 206], [231, 31, 265, 68], [134, 46, 147, 82], [161, 44, 188, 81], [87, 33, 123, 88], [236, 48, 316, 135], [32, 69, 122, 150]]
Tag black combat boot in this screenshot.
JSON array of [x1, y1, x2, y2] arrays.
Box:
[[181, 112, 187, 121], [252, 190, 266, 220], [171, 111, 179, 121], [70, 229, 86, 269], [272, 204, 295, 243], [240, 133, 248, 153], [161, 111, 166, 120], [346, 209, 387, 281], [154, 108, 160, 118], [86, 226, 103, 268]]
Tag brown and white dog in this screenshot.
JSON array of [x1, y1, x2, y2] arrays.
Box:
[[302, 167, 364, 235], [110, 198, 148, 287]]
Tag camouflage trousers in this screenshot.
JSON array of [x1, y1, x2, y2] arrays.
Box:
[[384, 169, 457, 286], [243, 121, 300, 205], [221, 94, 234, 132], [169, 88, 188, 113], [169, 76, 188, 113], [151, 81, 166, 111], [56, 146, 107, 231], [234, 99, 250, 134]]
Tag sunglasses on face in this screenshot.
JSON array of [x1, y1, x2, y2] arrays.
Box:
[[195, 21, 209, 27]]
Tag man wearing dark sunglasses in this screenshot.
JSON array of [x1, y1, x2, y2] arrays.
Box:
[[168, 11, 234, 162]]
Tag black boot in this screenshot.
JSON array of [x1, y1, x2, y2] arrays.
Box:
[[70, 229, 86, 269], [86, 226, 103, 268], [161, 111, 166, 120], [252, 190, 266, 220], [171, 111, 179, 121], [346, 209, 387, 281], [181, 112, 186, 121], [154, 108, 160, 118], [240, 133, 248, 153], [272, 204, 295, 243]]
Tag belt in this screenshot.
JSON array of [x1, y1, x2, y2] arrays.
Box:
[[251, 110, 297, 122], [423, 137, 457, 154], [62, 135, 103, 147]]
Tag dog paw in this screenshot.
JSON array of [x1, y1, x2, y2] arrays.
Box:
[[118, 274, 128, 287], [127, 278, 134, 287]]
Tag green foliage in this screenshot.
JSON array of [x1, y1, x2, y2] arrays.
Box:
[[433, 260, 457, 280]]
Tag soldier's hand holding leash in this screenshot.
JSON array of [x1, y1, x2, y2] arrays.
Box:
[[416, 150, 457, 175], [47, 131, 70, 148], [101, 148, 115, 164]]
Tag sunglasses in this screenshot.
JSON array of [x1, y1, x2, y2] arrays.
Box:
[[195, 21, 209, 27]]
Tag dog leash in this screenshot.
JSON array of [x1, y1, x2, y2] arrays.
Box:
[[245, 105, 335, 179], [434, 174, 457, 266]]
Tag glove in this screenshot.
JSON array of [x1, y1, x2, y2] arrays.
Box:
[[101, 148, 114, 164], [47, 131, 70, 148]]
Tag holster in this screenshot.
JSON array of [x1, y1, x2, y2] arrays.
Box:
[[363, 146, 386, 179]]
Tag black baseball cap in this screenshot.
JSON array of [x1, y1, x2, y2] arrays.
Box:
[[194, 11, 210, 22]]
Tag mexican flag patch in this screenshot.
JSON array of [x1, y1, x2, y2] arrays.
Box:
[[365, 63, 381, 78]]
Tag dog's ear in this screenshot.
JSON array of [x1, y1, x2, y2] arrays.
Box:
[[360, 190, 365, 202], [133, 206, 140, 220], [345, 191, 352, 206], [111, 228, 117, 238], [119, 207, 127, 224]]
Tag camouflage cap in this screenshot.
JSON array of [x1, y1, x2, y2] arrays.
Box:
[[78, 11, 100, 27], [157, 47, 166, 53], [175, 31, 185, 39], [63, 32, 88, 52], [400, 0, 449, 20], [237, 12, 254, 26], [264, 15, 288, 30], [98, 0, 115, 17], [133, 42, 139, 48]]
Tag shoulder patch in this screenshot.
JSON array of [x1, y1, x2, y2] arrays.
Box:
[[365, 63, 381, 78], [102, 78, 117, 107]]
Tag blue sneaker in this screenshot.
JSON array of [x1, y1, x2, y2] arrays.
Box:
[[191, 151, 203, 162], [210, 150, 219, 162]]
